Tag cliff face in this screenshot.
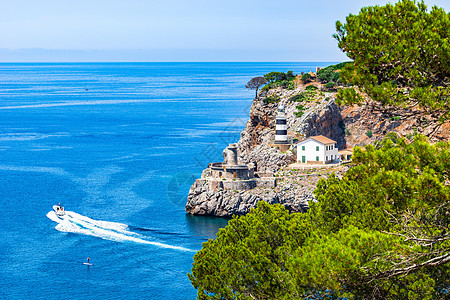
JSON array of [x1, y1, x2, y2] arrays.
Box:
[[341, 101, 449, 146], [185, 83, 449, 218], [185, 85, 344, 217]]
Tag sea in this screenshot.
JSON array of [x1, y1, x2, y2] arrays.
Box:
[[0, 62, 333, 299]]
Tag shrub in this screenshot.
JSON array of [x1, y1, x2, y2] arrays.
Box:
[[366, 130, 373, 138], [316, 61, 351, 83], [294, 105, 306, 118], [264, 71, 286, 83], [301, 73, 311, 83], [260, 85, 270, 92], [289, 93, 307, 102], [305, 85, 318, 91], [260, 71, 297, 91], [286, 81, 296, 90], [264, 71, 296, 84], [263, 94, 280, 104], [325, 81, 337, 90]]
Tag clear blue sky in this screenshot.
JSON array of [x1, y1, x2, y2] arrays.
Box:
[[0, 0, 448, 62]]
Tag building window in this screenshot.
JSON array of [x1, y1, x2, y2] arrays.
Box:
[[326, 156, 328, 161], [316, 146, 319, 151], [302, 145, 305, 151], [316, 156, 319, 161]]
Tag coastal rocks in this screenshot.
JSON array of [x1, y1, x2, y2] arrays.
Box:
[[185, 172, 312, 218], [185, 80, 449, 218], [340, 100, 450, 146], [185, 85, 348, 218], [295, 98, 347, 149], [239, 144, 295, 177]]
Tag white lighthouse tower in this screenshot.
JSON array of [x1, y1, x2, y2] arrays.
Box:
[[275, 104, 288, 144]]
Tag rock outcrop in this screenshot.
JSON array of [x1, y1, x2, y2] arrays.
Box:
[[186, 85, 344, 217], [340, 101, 449, 146], [185, 81, 449, 218]]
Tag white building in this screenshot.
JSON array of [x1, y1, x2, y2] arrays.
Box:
[[296, 135, 339, 164]]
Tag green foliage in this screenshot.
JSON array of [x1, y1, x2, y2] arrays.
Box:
[[189, 135, 450, 298], [285, 80, 296, 90], [289, 93, 307, 102], [245, 76, 268, 97], [308, 135, 450, 297], [262, 94, 280, 104], [317, 61, 351, 84], [260, 84, 270, 92], [334, 0, 450, 117], [305, 85, 318, 91], [289, 88, 317, 103], [301, 73, 312, 83], [294, 105, 305, 118], [365, 130, 372, 138], [262, 71, 297, 90], [263, 71, 285, 83], [325, 81, 337, 90], [188, 201, 303, 299], [335, 87, 363, 106]]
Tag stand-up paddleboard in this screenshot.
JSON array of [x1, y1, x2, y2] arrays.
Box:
[[83, 257, 92, 266]]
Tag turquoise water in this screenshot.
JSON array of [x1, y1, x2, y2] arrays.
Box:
[[0, 62, 331, 299]]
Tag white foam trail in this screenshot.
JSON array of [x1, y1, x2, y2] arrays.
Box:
[[46, 211, 62, 223], [46, 211, 195, 252]]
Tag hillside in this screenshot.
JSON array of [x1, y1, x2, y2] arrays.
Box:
[[185, 79, 449, 217]]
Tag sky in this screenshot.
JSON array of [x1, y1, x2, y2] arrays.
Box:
[[0, 0, 449, 62]]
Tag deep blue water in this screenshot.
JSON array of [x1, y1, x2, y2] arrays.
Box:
[[0, 62, 332, 299]]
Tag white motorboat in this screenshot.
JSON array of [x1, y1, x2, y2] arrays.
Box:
[[53, 204, 65, 216]]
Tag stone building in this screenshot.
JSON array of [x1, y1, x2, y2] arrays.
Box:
[[208, 143, 254, 180]]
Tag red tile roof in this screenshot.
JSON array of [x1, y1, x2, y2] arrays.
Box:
[[309, 135, 336, 145]]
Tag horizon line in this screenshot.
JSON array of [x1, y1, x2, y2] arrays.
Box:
[[0, 61, 344, 63]]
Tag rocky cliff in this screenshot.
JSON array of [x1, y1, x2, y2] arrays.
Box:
[[185, 81, 449, 218]]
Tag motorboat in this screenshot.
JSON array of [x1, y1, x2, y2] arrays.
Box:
[[53, 204, 65, 216]]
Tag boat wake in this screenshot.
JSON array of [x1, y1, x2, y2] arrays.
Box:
[[46, 211, 195, 252]]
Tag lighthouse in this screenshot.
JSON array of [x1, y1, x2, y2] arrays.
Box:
[[275, 105, 288, 144]]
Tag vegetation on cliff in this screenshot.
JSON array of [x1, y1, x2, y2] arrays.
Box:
[[261, 71, 296, 91], [316, 61, 351, 85], [245, 76, 268, 97], [334, 0, 450, 119], [189, 135, 449, 299], [188, 1, 449, 298]]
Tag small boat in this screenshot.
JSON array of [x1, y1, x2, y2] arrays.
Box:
[[53, 204, 65, 216]]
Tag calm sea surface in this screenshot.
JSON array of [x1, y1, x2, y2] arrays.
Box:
[[0, 62, 332, 299]]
